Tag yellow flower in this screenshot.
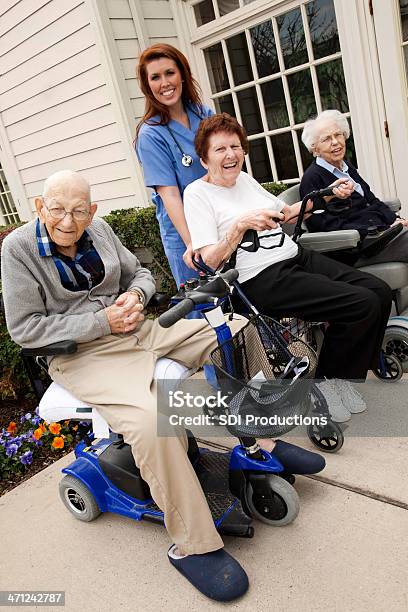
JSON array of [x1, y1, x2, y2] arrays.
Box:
[[51, 436, 64, 449], [49, 422, 61, 435]]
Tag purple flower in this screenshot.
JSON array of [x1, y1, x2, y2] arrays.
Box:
[[35, 406, 40, 416], [33, 439, 43, 447], [6, 444, 18, 458], [31, 416, 41, 426], [20, 450, 33, 465]]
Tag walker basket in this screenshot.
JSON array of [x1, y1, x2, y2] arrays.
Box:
[[210, 315, 318, 437]]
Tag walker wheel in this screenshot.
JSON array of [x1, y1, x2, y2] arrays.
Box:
[[59, 475, 101, 522], [374, 352, 403, 382], [307, 421, 344, 453], [244, 474, 299, 526]]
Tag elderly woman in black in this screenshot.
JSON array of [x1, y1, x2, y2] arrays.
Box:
[[300, 109, 408, 264]]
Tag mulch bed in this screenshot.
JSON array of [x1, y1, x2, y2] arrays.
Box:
[[0, 397, 74, 497]]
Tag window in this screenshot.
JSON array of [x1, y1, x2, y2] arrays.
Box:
[[194, 0, 355, 183], [0, 165, 20, 225], [193, 0, 257, 26]]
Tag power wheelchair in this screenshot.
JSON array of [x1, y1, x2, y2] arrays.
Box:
[[279, 184, 408, 378]]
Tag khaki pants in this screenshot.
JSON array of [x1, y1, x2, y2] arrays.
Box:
[[49, 316, 245, 555]]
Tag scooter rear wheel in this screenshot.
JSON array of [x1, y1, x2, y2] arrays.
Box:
[[244, 474, 299, 526], [59, 475, 101, 522]]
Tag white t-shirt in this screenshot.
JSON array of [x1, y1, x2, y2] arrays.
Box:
[[184, 172, 298, 283]]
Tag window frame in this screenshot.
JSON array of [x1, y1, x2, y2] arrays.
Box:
[[183, 0, 352, 184]]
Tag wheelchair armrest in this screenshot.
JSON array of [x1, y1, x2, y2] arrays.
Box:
[[298, 229, 361, 252], [148, 292, 171, 308], [383, 199, 401, 212], [21, 340, 78, 357]]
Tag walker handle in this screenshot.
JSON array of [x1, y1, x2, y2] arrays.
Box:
[[158, 298, 195, 328], [158, 269, 239, 328], [292, 187, 335, 242]]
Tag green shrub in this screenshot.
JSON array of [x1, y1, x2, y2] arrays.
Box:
[[103, 206, 176, 295], [262, 182, 289, 197], [0, 306, 32, 400]]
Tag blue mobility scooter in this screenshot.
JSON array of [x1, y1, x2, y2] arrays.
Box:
[[23, 268, 333, 536]]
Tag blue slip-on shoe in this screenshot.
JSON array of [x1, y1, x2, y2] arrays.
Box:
[[168, 545, 249, 601], [272, 440, 326, 475]]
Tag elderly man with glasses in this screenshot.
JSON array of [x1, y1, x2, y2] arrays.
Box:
[[1, 169, 255, 602]]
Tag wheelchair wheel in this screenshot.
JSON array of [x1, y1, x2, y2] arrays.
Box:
[[244, 474, 299, 526], [374, 352, 403, 382], [307, 421, 344, 453], [59, 475, 101, 522], [383, 326, 408, 373]]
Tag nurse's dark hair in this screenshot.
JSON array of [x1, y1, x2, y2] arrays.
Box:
[[135, 44, 203, 139], [195, 113, 249, 161]]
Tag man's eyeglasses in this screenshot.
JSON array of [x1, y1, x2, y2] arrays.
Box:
[[42, 198, 90, 221], [318, 131, 345, 145]]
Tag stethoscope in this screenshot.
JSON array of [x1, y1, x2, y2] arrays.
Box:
[[165, 106, 204, 167]]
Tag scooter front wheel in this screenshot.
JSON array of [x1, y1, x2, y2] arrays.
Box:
[[59, 475, 101, 522], [244, 474, 300, 526]]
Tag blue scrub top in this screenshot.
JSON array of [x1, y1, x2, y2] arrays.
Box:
[[136, 103, 213, 248]]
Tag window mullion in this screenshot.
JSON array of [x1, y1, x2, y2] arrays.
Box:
[[301, 2, 314, 63], [292, 128, 304, 176], [272, 14, 285, 74], [231, 90, 243, 124], [265, 136, 279, 183], [301, 0, 322, 116]]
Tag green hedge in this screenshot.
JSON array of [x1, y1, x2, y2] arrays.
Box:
[[103, 205, 176, 295], [0, 181, 288, 399]]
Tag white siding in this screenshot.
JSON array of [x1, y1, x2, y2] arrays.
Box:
[[0, 0, 142, 219], [105, 0, 179, 125]]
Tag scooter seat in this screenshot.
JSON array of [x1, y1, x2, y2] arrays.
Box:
[[38, 357, 195, 438]]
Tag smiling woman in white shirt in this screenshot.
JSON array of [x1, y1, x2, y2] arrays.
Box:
[[184, 113, 393, 423]]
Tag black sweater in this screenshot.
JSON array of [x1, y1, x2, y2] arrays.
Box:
[[300, 160, 396, 235]]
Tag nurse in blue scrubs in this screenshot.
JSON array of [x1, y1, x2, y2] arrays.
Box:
[[135, 43, 213, 287]]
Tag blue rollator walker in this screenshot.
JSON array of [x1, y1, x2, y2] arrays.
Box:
[[22, 268, 329, 537]]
